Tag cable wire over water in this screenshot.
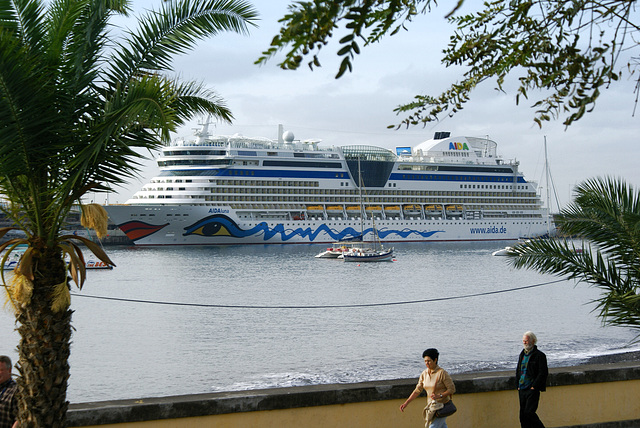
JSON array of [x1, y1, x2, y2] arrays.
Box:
[[71, 278, 567, 309]]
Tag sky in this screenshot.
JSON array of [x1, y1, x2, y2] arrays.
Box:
[[103, 0, 639, 210]]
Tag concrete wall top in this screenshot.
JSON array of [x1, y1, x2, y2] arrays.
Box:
[[67, 361, 640, 426]]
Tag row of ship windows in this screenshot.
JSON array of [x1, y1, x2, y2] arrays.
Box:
[[150, 179, 321, 187], [207, 196, 539, 205], [150, 179, 193, 183], [138, 187, 537, 199], [461, 184, 527, 190], [217, 180, 320, 187], [209, 188, 538, 198], [132, 205, 544, 217], [133, 193, 539, 207], [141, 185, 536, 198], [162, 150, 340, 158], [149, 177, 530, 192], [336, 181, 529, 191], [396, 174, 524, 184], [389, 182, 530, 190], [209, 169, 529, 186]]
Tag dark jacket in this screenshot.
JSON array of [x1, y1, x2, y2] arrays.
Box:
[[516, 345, 548, 392]]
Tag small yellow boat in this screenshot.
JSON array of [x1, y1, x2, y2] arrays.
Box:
[[424, 205, 443, 214], [445, 204, 463, 216], [403, 204, 422, 215], [346, 205, 361, 216]]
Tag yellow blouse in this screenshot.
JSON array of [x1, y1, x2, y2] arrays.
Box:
[[412, 365, 456, 404]]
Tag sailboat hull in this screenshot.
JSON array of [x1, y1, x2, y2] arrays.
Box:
[[341, 247, 395, 262]]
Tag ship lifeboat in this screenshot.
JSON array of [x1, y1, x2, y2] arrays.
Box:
[[445, 204, 463, 216], [364, 206, 382, 215], [403, 204, 422, 216], [346, 205, 361, 216], [424, 204, 443, 216], [326, 205, 344, 215], [306, 205, 324, 215], [384, 205, 401, 215]]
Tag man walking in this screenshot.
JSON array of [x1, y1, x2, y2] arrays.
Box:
[[516, 331, 548, 428], [0, 356, 17, 428]]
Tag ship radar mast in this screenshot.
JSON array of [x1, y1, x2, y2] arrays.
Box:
[[194, 115, 213, 143]]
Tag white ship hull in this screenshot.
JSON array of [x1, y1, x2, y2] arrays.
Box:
[[104, 204, 549, 246]]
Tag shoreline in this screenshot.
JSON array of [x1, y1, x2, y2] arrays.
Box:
[[582, 350, 639, 365]]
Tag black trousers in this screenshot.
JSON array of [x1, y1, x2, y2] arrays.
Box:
[[518, 388, 545, 428]]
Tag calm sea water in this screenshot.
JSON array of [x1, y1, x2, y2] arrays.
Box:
[[0, 241, 637, 403]]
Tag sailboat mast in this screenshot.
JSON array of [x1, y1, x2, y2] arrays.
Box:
[[358, 156, 364, 238], [544, 136, 551, 235]]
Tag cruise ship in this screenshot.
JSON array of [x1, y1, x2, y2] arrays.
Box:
[[104, 123, 551, 246]]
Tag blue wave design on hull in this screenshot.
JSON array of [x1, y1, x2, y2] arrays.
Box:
[[377, 228, 442, 239], [183, 215, 443, 242]]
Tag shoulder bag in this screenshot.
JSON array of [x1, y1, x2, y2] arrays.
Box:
[[435, 400, 457, 418]]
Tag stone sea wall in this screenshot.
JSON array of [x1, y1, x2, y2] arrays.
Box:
[[67, 360, 640, 428]]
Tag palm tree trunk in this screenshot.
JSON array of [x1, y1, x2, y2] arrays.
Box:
[[14, 249, 71, 427]]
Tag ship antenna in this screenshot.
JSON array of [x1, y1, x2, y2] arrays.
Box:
[[544, 136, 551, 235], [195, 115, 213, 143]]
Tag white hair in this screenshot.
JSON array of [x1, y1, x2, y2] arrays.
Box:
[[523, 331, 537, 345]]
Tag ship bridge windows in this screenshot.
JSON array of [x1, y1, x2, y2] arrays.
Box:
[[158, 159, 231, 167], [163, 149, 227, 156], [291, 152, 335, 159], [159, 169, 224, 177], [262, 160, 342, 168]]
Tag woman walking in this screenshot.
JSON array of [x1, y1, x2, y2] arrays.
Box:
[[400, 348, 456, 427]]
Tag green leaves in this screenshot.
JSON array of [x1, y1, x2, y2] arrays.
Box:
[[259, 0, 638, 128], [256, 0, 436, 78], [109, 0, 257, 84], [507, 177, 640, 341], [402, 0, 638, 128]]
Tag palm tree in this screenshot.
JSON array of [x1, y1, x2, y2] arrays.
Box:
[[507, 177, 640, 340], [0, 0, 258, 425]]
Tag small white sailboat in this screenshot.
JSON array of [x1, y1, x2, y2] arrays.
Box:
[[341, 245, 394, 262], [339, 157, 394, 262], [315, 238, 364, 258]]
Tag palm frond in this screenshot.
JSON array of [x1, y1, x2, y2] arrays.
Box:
[[1, 0, 47, 47], [170, 79, 234, 125], [509, 177, 640, 340], [106, 0, 258, 84]]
